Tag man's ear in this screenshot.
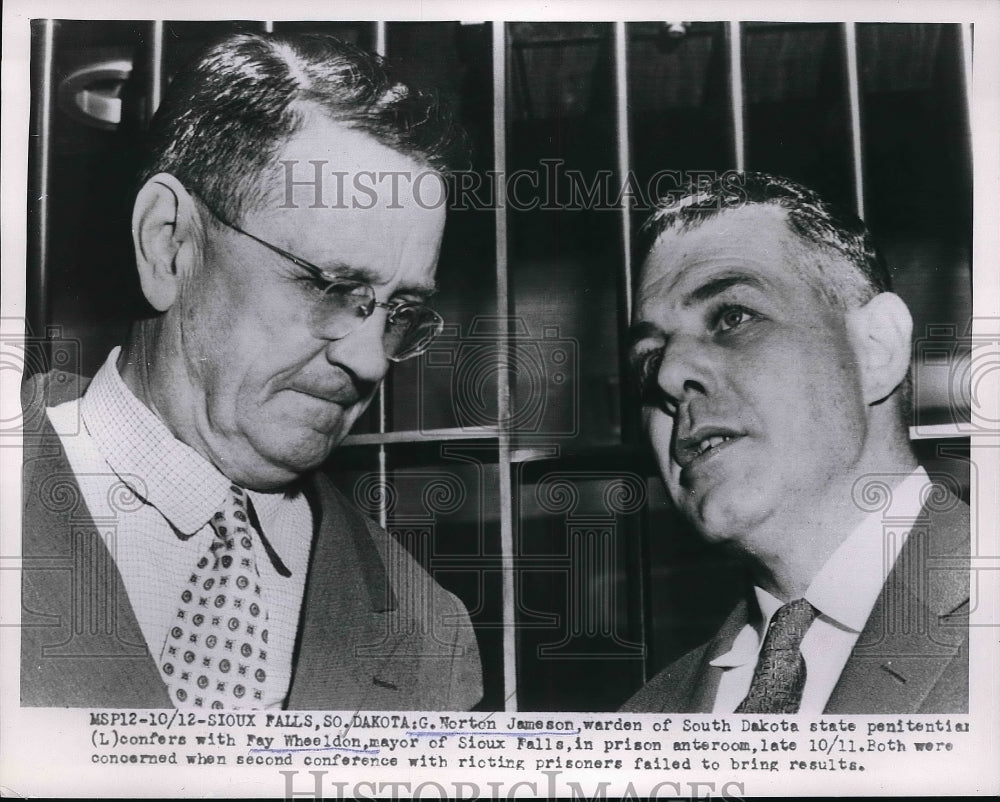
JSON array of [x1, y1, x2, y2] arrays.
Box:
[[846, 292, 913, 405], [132, 173, 202, 312]]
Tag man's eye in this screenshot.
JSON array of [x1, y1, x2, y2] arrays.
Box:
[[385, 301, 418, 324], [631, 348, 663, 401], [715, 305, 757, 332]]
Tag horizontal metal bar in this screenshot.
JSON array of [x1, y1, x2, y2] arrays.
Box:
[[343, 422, 968, 446], [342, 426, 501, 446], [908, 424, 974, 441]]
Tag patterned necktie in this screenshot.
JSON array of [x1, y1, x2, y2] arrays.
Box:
[[735, 598, 818, 714], [160, 484, 271, 709]]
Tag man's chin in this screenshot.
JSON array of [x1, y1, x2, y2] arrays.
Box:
[[681, 488, 768, 546], [238, 432, 344, 489]]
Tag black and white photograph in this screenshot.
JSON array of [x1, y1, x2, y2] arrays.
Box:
[[2, 0, 998, 797]]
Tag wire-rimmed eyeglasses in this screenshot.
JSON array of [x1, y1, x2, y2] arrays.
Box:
[[195, 195, 445, 362]]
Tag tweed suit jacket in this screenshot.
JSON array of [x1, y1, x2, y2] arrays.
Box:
[[622, 487, 970, 714], [20, 370, 483, 710]]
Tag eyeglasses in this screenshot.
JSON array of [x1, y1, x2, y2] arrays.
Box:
[[195, 197, 445, 362]]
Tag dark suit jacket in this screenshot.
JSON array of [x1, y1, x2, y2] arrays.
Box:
[[21, 370, 483, 709], [622, 488, 970, 714]]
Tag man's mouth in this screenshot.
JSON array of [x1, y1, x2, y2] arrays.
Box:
[[693, 434, 735, 457], [290, 382, 362, 408], [675, 427, 744, 469]]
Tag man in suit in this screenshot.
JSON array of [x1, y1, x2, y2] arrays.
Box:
[[622, 172, 969, 714], [21, 32, 482, 710]]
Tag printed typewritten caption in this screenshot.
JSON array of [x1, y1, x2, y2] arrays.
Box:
[[3, 708, 986, 797]]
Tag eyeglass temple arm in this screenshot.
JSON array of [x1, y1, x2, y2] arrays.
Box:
[[226, 222, 336, 281]]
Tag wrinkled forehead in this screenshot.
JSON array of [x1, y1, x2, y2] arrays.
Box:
[[636, 204, 815, 308]]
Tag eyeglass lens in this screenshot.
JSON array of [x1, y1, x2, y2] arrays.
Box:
[[310, 282, 441, 361]]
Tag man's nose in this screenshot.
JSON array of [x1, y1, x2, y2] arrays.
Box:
[[324, 310, 391, 385], [654, 334, 714, 413]]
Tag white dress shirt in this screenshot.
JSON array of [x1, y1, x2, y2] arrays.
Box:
[[710, 466, 932, 714], [46, 347, 312, 708]]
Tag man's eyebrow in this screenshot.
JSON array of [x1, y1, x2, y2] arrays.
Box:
[[392, 278, 439, 298], [626, 321, 664, 350], [681, 273, 766, 308], [320, 264, 438, 297], [318, 263, 380, 284]]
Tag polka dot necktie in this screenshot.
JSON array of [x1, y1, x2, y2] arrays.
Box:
[[735, 598, 818, 714], [160, 484, 270, 709]]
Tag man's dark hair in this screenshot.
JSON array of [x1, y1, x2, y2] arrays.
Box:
[[636, 171, 893, 309], [138, 31, 463, 224]]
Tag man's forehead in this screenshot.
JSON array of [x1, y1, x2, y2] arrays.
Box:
[[637, 204, 796, 302], [227, 111, 445, 298], [279, 107, 420, 168], [259, 109, 442, 214]]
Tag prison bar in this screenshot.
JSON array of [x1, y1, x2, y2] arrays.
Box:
[[612, 22, 651, 683], [844, 22, 866, 219], [148, 21, 165, 121], [28, 19, 55, 342], [727, 21, 746, 172], [613, 22, 633, 323], [493, 20, 519, 713], [373, 20, 390, 529]]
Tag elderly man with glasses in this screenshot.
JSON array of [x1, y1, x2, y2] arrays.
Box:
[[21, 32, 482, 710]]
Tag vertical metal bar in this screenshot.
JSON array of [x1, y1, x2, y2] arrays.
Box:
[[148, 21, 164, 121], [28, 19, 55, 340], [612, 22, 633, 323], [960, 23, 973, 134], [493, 20, 518, 713], [959, 23, 974, 308], [844, 23, 866, 219], [727, 22, 746, 172], [374, 21, 387, 57], [612, 21, 648, 683], [375, 19, 389, 529], [263, 21, 275, 34], [375, 397, 389, 530]]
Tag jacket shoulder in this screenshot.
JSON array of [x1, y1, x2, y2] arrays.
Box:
[[620, 641, 713, 713], [621, 597, 750, 713]]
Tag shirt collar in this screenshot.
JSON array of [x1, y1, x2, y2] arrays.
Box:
[[710, 587, 782, 669], [710, 465, 931, 668], [80, 347, 232, 536]]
